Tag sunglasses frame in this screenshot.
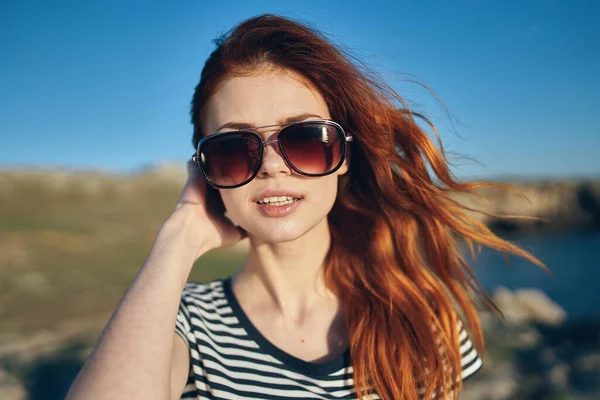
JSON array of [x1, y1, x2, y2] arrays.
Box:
[[191, 119, 353, 189]]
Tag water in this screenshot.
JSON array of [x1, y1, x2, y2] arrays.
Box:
[[470, 229, 600, 318]]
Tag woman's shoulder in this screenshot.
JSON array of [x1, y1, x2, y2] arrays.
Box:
[[180, 278, 228, 306], [176, 278, 235, 333]]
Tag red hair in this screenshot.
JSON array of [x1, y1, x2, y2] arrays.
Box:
[[190, 14, 545, 399]]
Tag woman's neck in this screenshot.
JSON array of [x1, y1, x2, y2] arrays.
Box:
[[233, 217, 338, 323]]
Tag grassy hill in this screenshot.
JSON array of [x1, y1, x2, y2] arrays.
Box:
[[0, 168, 246, 339]]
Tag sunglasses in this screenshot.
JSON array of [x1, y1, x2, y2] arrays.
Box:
[[191, 120, 353, 189]]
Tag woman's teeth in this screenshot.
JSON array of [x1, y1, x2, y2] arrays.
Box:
[[257, 195, 300, 206]]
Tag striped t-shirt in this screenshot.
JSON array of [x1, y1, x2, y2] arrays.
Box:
[[175, 278, 482, 399]]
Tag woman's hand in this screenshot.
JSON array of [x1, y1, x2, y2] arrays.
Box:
[[157, 161, 247, 263]]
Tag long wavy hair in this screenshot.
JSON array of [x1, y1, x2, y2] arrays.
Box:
[[190, 14, 545, 399]]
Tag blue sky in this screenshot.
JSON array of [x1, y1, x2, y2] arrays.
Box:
[[1, 0, 598, 179]]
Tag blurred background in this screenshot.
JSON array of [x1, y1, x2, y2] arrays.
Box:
[[1, 1, 599, 399]]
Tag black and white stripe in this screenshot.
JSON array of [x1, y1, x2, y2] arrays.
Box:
[[175, 279, 482, 399]]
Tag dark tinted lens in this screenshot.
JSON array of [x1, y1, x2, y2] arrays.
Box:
[[279, 122, 344, 175], [200, 132, 261, 187]]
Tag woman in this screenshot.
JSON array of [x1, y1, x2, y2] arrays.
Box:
[[67, 14, 544, 400]]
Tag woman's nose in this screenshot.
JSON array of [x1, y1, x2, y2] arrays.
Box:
[[257, 139, 292, 178]]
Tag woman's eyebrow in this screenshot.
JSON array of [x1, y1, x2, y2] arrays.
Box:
[[279, 112, 323, 124], [216, 112, 323, 131]]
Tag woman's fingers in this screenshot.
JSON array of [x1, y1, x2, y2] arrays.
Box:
[[175, 160, 246, 248]]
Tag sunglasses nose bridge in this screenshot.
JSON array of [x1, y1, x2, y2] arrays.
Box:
[[260, 137, 284, 160], [263, 138, 278, 147]]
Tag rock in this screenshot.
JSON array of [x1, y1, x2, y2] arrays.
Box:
[[515, 289, 567, 325], [493, 287, 567, 326], [570, 358, 600, 393], [540, 348, 557, 365], [575, 353, 600, 370], [493, 287, 531, 325], [460, 363, 517, 400], [570, 352, 600, 393], [513, 328, 542, 349], [549, 363, 570, 391]]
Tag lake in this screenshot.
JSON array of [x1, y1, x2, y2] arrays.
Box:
[[472, 228, 600, 318]]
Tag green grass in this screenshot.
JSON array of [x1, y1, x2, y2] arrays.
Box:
[[0, 173, 246, 336]]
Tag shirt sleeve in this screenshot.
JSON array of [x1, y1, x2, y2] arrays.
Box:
[[174, 287, 193, 348], [457, 319, 483, 381]]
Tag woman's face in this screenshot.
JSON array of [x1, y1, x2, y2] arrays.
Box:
[[202, 69, 348, 243]]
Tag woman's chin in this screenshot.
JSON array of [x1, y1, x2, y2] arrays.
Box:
[[246, 224, 311, 244]]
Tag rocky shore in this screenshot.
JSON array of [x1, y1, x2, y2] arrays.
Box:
[[462, 288, 600, 400], [451, 180, 600, 234]]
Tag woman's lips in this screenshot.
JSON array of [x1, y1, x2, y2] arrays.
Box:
[[255, 198, 302, 217], [252, 189, 304, 202]]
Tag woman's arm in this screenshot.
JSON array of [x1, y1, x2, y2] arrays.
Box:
[[170, 333, 192, 400], [66, 208, 211, 400]]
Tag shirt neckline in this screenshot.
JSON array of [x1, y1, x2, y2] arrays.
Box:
[[222, 276, 351, 377]]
